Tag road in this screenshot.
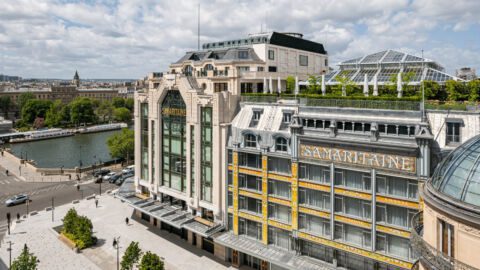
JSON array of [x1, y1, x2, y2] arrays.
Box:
[[0, 167, 118, 244]]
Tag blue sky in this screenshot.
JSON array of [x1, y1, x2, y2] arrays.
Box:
[[0, 0, 479, 79]]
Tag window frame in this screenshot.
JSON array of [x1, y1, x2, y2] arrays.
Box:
[[268, 49, 275, 60], [244, 134, 257, 148], [299, 55, 308, 66]]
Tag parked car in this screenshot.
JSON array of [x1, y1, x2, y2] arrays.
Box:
[[121, 165, 134, 174], [122, 171, 134, 178], [93, 169, 111, 177], [102, 172, 117, 181], [5, 194, 29, 207], [115, 177, 126, 186], [108, 174, 121, 183]]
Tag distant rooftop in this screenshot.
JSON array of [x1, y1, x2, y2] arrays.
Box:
[[201, 31, 327, 55]]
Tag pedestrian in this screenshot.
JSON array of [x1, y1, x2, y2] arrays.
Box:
[[76, 185, 80, 191], [69, 174, 71, 180], [125, 217, 129, 225], [95, 199, 98, 208], [5, 169, 8, 176], [16, 213, 20, 220]]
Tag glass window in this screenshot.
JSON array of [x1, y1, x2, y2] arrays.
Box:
[[299, 55, 308, 66], [376, 203, 416, 229], [245, 134, 257, 148], [275, 137, 288, 152], [300, 163, 330, 183], [376, 232, 411, 260], [238, 51, 249, 59], [376, 175, 418, 200], [439, 219, 455, 258], [140, 103, 149, 182], [239, 174, 262, 192], [201, 107, 213, 202], [239, 218, 262, 240], [335, 223, 371, 249], [238, 152, 261, 169], [282, 112, 292, 124], [299, 188, 330, 210], [228, 191, 233, 207], [268, 66, 277, 72], [239, 196, 262, 215], [268, 203, 291, 224], [250, 110, 262, 127], [268, 50, 275, 60], [335, 169, 371, 191], [268, 226, 291, 250], [268, 180, 291, 199], [446, 122, 461, 145], [268, 157, 291, 175], [299, 213, 330, 237], [335, 196, 371, 220]]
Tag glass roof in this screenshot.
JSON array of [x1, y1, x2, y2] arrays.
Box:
[[430, 135, 480, 207]]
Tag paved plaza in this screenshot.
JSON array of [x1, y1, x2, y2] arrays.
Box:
[[0, 192, 233, 270]]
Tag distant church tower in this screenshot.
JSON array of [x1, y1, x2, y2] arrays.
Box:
[[72, 70, 80, 87]]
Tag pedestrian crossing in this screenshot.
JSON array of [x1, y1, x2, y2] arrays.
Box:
[[0, 222, 8, 244], [0, 183, 68, 202], [0, 177, 22, 185]]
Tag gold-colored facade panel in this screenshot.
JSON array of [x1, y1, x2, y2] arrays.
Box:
[[269, 173, 292, 183], [298, 181, 330, 192], [334, 215, 371, 229], [239, 189, 263, 200], [334, 187, 372, 200], [268, 219, 292, 231], [268, 196, 291, 206], [376, 225, 410, 238], [239, 167, 262, 177], [376, 195, 420, 209], [298, 206, 330, 219]]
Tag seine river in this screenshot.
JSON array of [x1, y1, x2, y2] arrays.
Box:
[[10, 130, 122, 168]]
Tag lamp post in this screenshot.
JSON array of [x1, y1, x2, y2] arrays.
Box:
[[7, 241, 12, 269], [112, 237, 120, 270], [51, 197, 54, 222], [26, 199, 29, 216], [6, 212, 10, 235]]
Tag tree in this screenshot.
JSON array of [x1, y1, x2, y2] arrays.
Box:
[[446, 80, 469, 101], [285, 76, 296, 94], [467, 79, 480, 102], [113, 107, 132, 123], [0, 96, 12, 118], [61, 208, 95, 249], [17, 92, 35, 111], [21, 99, 53, 123], [121, 242, 143, 270], [139, 251, 164, 270], [107, 128, 134, 163], [112, 97, 126, 108], [45, 100, 67, 127], [69, 97, 96, 126], [388, 71, 416, 97], [95, 101, 114, 123], [306, 75, 320, 94], [11, 244, 38, 270], [125, 98, 134, 111], [335, 72, 355, 96]]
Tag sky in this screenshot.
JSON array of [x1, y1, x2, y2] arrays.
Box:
[[1, 0, 479, 79]]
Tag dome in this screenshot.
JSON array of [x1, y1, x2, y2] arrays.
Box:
[[429, 135, 480, 208]]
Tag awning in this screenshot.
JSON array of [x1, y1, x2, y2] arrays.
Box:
[[116, 192, 223, 237], [214, 232, 335, 270]]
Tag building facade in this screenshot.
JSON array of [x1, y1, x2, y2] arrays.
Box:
[[412, 135, 480, 270]]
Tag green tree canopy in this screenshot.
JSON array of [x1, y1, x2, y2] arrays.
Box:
[[107, 128, 134, 162], [61, 208, 95, 249], [112, 97, 126, 108], [285, 76, 295, 94], [446, 80, 470, 101], [306, 75, 321, 94], [125, 98, 134, 111], [45, 100, 68, 127], [95, 101, 114, 123], [0, 96, 12, 118], [69, 97, 96, 126], [121, 241, 143, 270], [11, 244, 38, 270], [139, 251, 164, 270], [17, 92, 36, 111], [21, 99, 53, 123], [113, 107, 132, 123], [467, 79, 480, 102]]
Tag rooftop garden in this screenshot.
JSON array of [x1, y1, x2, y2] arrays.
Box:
[[241, 75, 480, 111]]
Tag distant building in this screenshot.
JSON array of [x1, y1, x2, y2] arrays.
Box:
[[456, 67, 477, 81], [0, 116, 13, 134], [72, 70, 80, 87]]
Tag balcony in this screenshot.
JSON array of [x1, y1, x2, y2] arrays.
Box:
[[410, 212, 476, 270]]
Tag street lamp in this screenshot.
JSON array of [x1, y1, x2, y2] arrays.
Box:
[[7, 241, 12, 269], [112, 237, 120, 270]]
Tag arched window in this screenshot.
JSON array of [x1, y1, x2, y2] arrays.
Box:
[[245, 134, 257, 148], [275, 137, 288, 152], [204, 64, 214, 71]]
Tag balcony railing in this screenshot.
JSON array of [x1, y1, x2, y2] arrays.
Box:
[[410, 212, 476, 270]]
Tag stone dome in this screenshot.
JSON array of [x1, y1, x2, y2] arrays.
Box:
[[429, 135, 480, 209]]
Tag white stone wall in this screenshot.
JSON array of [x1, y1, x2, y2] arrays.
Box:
[[427, 110, 480, 150]]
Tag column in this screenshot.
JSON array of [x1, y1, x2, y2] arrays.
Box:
[[232, 151, 239, 235], [371, 168, 376, 251], [261, 154, 269, 245], [329, 163, 335, 240], [291, 162, 299, 231]]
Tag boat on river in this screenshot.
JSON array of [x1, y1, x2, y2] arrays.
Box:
[[10, 128, 74, 143], [77, 123, 128, 134]]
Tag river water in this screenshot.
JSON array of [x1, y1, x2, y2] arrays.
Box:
[[9, 130, 122, 168]]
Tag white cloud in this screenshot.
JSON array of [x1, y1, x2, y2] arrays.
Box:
[[0, 0, 479, 78]]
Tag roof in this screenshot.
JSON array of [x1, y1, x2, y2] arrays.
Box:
[[429, 135, 480, 209], [339, 50, 439, 67], [173, 48, 262, 65], [201, 32, 327, 55]]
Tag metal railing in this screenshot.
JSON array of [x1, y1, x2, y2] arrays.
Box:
[[240, 95, 421, 110], [410, 212, 476, 270]]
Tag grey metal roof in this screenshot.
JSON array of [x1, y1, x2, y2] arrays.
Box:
[[215, 232, 335, 270], [430, 135, 480, 208], [174, 48, 261, 64]]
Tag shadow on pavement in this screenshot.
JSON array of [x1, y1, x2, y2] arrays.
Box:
[[0, 257, 7, 270], [131, 214, 231, 268]]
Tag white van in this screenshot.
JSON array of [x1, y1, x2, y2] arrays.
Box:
[[122, 165, 135, 174]]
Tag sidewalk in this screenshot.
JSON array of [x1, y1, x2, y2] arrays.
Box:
[[0, 151, 71, 182], [0, 193, 233, 270]]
